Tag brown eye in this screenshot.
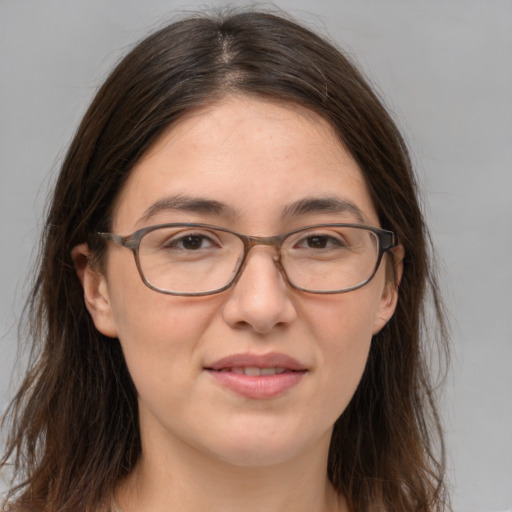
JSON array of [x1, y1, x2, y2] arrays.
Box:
[[295, 234, 345, 250], [306, 235, 329, 249], [164, 233, 217, 251], [179, 235, 207, 250]]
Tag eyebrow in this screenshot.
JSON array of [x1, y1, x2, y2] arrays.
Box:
[[138, 194, 368, 225], [281, 196, 368, 224], [138, 194, 237, 224]]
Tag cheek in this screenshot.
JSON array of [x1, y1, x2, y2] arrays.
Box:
[[110, 292, 226, 434], [106, 261, 220, 393], [302, 287, 381, 412], [306, 286, 380, 353], [106, 250, 215, 347], [112, 293, 218, 362]]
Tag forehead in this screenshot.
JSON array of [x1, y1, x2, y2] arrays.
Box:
[[112, 96, 378, 232]]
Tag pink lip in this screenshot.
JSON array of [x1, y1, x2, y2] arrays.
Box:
[[205, 352, 308, 399]]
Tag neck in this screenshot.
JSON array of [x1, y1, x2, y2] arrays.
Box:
[[116, 427, 346, 512]]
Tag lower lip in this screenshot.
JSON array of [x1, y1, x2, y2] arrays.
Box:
[[206, 370, 306, 399]]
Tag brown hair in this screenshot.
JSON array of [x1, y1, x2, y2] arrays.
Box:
[[1, 9, 450, 512]]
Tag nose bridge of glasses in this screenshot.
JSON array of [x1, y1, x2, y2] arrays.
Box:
[[232, 235, 285, 292], [243, 234, 285, 260]]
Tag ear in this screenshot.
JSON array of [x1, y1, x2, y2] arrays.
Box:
[[71, 243, 118, 338], [372, 245, 405, 335]]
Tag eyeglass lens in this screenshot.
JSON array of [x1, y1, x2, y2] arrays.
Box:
[[136, 225, 381, 295]]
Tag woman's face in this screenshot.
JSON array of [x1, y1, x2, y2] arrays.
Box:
[[82, 96, 399, 468]]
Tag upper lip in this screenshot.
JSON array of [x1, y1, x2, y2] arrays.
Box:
[[205, 352, 307, 371]]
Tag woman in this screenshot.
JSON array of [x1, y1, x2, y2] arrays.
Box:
[[1, 9, 449, 512]]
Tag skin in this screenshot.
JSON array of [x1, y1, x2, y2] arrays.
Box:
[[74, 96, 401, 512]]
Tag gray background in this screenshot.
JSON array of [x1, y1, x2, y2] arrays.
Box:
[[1, 1, 511, 510]]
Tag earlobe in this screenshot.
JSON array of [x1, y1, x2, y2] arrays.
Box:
[[372, 245, 404, 335], [71, 243, 118, 338], [372, 280, 399, 335]]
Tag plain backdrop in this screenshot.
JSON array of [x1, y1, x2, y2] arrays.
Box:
[[1, 1, 511, 510]]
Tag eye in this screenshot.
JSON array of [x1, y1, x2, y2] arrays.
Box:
[[165, 232, 219, 251], [294, 233, 346, 250], [303, 235, 337, 249]]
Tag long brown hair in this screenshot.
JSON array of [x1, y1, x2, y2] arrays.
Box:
[[1, 9, 450, 512]]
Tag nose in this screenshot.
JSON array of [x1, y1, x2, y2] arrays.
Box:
[[221, 247, 298, 334]]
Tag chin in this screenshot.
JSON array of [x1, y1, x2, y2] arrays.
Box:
[[213, 440, 305, 468], [203, 420, 331, 468]]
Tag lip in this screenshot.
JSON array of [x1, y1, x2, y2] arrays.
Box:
[[205, 352, 308, 399]]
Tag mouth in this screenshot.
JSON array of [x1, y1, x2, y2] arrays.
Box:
[[204, 353, 307, 399], [214, 366, 294, 376]]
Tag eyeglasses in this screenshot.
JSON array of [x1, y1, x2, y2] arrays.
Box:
[[98, 223, 397, 296]]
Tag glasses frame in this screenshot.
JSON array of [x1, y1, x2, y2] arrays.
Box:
[[98, 223, 398, 296]]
